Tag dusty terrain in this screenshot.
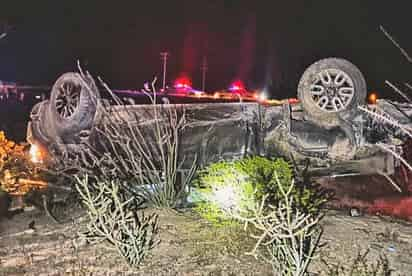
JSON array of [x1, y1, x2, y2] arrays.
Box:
[[1, 202, 412, 276]]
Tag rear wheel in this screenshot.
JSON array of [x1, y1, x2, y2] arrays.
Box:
[[298, 58, 367, 127], [48, 72, 100, 144]]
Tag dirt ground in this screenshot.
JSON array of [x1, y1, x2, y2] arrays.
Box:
[[1, 202, 412, 276]]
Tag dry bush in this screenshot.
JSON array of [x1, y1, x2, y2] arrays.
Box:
[[358, 26, 412, 192], [322, 249, 395, 276], [54, 70, 196, 208], [75, 175, 159, 268], [231, 176, 323, 276], [47, 68, 198, 268]]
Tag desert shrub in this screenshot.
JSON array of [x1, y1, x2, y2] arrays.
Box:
[[53, 72, 196, 209], [75, 175, 159, 268], [194, 156, 329, 274], [234, 179, 323, 276], [193, 156, 328, 225], [194, 200, 231, 226], [238, 156, 328, 215], [193, 159, 259, 226]]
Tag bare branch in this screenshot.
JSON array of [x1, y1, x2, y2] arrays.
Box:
[[358, 105, 412, 139], [380, 25, 412, 63], [404, 82, 412, 92], [230, 179, 322, 275], [377, 142, 412, 173], [377, 169, 402, 193], [385, 80, 412, 103], [53, 69, 196, 208]]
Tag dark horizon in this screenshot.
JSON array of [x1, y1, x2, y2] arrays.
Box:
[[1, 0, 412, 100]]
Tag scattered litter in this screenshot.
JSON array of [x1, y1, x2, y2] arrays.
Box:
[[24, 206, 37, 212], [25, 229, 35, 234], [350, 208, 361, 217], [387, 245, 396, 252]]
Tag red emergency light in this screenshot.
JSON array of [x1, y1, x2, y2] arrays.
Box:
[[229, 80, 245, 91], [174, 76, 192, 89]]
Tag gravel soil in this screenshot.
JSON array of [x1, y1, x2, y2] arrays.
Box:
[[1, 204, 412, 276]]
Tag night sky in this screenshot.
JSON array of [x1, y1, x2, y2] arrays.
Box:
[[1, 0, 412, 99]]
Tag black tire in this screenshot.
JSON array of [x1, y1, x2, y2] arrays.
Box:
[[27, 101, 54, 147], [298, 58, 366, 127], [48, 72, 100, 144]]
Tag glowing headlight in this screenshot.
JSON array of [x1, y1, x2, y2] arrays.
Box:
[[29, 144, 43, 163], [258, 93, 268, 101], [211, 185, 239, 211]]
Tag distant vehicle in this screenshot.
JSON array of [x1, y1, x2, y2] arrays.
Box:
[[212, 80, 259, 101], [0, 81, 48, 104], [163, 76, 206, 98], [0, 81, 17, 96], [27, 58, 412, 178]]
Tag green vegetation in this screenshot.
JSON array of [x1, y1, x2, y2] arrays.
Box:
[[193, 156, 328, 225], [193, 159, 257, 225], [192, 156, 336, 275]]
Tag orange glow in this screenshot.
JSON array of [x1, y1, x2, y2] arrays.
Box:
[[368, 93, 378, 104], [29, 144, 45, 164], [264, 99, 284, 106], [4, 177, 48, 196]]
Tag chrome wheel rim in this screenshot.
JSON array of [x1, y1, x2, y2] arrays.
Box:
[[309, 68, 355, 112], [55, 81, 81, 118]]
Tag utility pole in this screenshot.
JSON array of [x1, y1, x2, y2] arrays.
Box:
[[160, 52, 169, 90], [201, 56, 208, 92]]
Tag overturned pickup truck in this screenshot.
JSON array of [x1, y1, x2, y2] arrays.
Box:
[[27, 58, 412, 177]]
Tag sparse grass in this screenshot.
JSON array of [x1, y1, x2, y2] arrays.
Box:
[[321, 249, 396, 276], [2, 206, 411, 275], [375, 226, 401, 244], [186, 221, 255, 260]]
